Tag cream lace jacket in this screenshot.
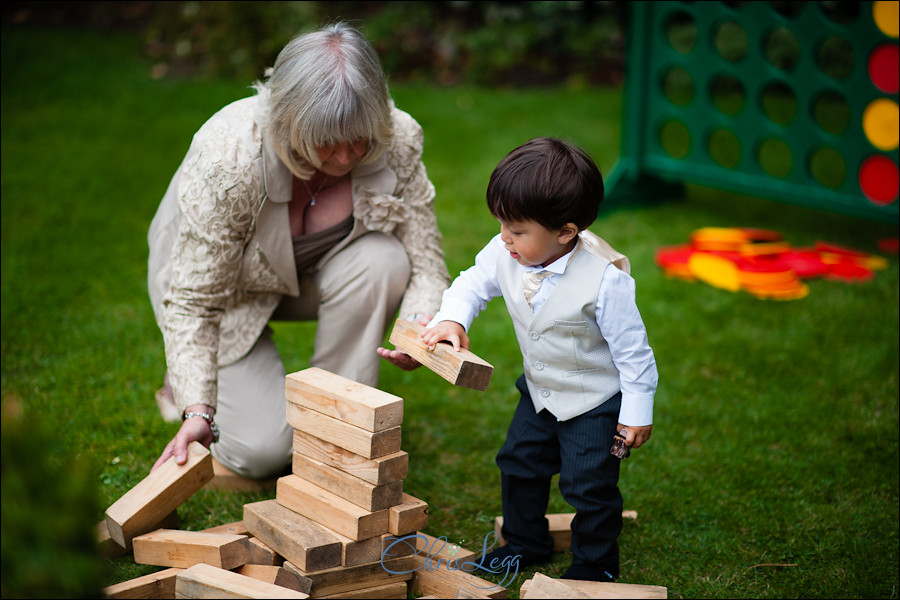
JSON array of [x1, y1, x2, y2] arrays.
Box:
[[147, 95, 450, 412]]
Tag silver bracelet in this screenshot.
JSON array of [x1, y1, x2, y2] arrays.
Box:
[[183, 411, 220, 444]]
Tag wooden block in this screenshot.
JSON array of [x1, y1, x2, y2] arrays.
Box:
[[98, 510, 179, 557], [175, 563, 309, 599], [235, 565, 308, 594], [409, 554, 506, 599], [247, 536, 285, 566], [282, 557, 414, 597], [276, 475, 389, 541], [292, 452, 403, 511], [495, 512, 637, 552], [132, 529, 249, 570], [285, 368, 403, 432], [202, 520, 250, 537], [518, 575, 668, 599], [243, 499, 342, 573], [323, 526, 385, 568], [292, 430, 408, 485], [521, 573, 593, 599], [455, 587, 494, 599], [415, 532, 477, 564], [389, 493, 429, 535], [105, 442, 213, 548], [102, 566, 182, 599], [388, 319, 493, 391], [380, 533, 418, 559], [316, 581, 409, 599], [287, 404, 401, 459], [206, 457, 278, 492]]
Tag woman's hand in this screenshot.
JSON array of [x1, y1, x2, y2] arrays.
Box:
[[151, 405, 216, 472], [376, 314, 433, 371]]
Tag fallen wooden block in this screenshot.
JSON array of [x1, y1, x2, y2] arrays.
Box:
[[243, 499, 342, 573], [97, 510, 179, 557], [292, 452, 403, 512], [518, 574, 668, 598], [388, 318, 493, 391], [521, 573, 593, 599], [101, 566, 182, 599], [104, 441, 213, 548], [409, 554, 507, 599], [276, 475, 389, 541], [132, 528, 249, 570], [495, 511, 638, 551], [285, 368, 403, 432], [282, 556, 415, 598], [287, 404, 401, 459], [316, 580, 408, 599], [175, 563, 309, 599], [389, 493, 429, 536], [236, 564, 308, 594], [201, 519, 250, 536], [292, 430, 408, 486], [415, 532, 477, 564], [246, 536, 285, 566], [206, 457, 278, 492]]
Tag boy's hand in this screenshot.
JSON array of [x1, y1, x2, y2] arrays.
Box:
[[421, 320, 468, 352], [618, 423, 652, 449]]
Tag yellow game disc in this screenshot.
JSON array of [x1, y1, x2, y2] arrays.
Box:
[[863, 98, 899, 151], [873, 1, 899, 38], [688, 253, 741, 292]]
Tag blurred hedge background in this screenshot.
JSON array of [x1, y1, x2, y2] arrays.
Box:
[[3, 0, 627, 86]]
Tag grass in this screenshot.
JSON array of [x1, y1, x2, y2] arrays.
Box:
[[2, 26, 898, 599]]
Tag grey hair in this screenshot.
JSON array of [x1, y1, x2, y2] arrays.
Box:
[[254, 22, 393, 179]]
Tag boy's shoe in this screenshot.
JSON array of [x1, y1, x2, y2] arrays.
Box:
[[561, 563, 616, 582], [465, 544, 553, 576]]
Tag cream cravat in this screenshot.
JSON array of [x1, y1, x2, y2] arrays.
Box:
[[523, 270, 553, 309]]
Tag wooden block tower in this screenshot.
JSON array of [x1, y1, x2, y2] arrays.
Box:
[[244, 367, 429, 599]]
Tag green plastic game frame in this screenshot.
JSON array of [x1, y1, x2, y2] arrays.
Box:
[[605, 1, 899, 223]]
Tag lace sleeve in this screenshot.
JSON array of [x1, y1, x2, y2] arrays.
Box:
[[162, 119, 262, 412], [388, 112, 451, 318]]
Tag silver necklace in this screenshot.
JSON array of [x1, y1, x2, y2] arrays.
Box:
[[301, 176, 327, 206]]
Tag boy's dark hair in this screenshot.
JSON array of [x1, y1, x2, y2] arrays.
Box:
[[486, 137, 604, 231]]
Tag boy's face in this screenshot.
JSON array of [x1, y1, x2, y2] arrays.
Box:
[[498, 219, 578, 268]]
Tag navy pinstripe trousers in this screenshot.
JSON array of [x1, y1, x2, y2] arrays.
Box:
[[495, 374, 623, 574]]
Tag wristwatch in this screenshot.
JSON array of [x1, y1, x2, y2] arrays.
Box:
[[183, 411, 220, 444]]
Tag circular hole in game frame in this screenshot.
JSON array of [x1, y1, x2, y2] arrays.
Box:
[[710, 74, 746, 115], [812, 90, 851, 135], [764, 27, 801, 71], [868, 44, 899, 94], [770, 1, 806, 19], [662, 67, 694, 106], [713, 21, 748, 62], [819, 1, 861, 25], [758, 137, 793, 178], [761, 81, 798, 125], [816, 35, 855, 80], [809, 146, 847, 189], [665, 11, 697, 54], [858, 154, 899, 206], [708, 128, 742, 168], [659, 120, 691, 159]]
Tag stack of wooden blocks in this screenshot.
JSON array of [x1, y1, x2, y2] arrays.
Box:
[[242, 367, 429, 599]]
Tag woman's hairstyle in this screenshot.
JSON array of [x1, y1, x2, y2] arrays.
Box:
[[486, 137, 604, 231], [255, 22, 393, 179]]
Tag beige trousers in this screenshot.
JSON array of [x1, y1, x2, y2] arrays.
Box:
[[153, 232, 410, 479]]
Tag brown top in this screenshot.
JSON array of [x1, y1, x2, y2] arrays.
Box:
[[292, 215, 354, 276]]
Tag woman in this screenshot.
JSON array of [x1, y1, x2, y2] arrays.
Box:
[[147, 22, 449, 479]]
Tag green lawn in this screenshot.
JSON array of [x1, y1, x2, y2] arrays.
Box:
[[2, 27, 898, 599]]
